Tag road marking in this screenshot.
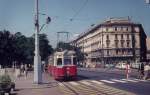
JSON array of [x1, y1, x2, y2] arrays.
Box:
[[100, 80, 116, 83], [111, 79, 127, 83], [80, 80, 91, 85], [58, 82, 64, 86], [132, 78, 147, 82], [122, 79, 138, 82], [91, 80, 104, 84], [69, 82, 79, 86]]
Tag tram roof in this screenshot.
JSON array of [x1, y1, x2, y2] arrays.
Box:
[[54, 50, 76, 56]]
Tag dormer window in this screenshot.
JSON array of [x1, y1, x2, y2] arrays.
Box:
[[126, 27, 129, 31], [135, 27, 139, 32]]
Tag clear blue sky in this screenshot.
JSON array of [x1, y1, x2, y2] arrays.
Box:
[[0, 0, 150, 47]]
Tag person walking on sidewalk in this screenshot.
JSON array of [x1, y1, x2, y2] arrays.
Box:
[[126, 62, 131, 79], [24, 64, 28, 79], [143, 63, 150, 80], [138, 62, 144, 79]]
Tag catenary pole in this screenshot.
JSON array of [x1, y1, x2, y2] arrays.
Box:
[[34, 0, 42, 84]]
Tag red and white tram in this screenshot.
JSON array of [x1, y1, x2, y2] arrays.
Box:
[[48, 50, 77, 80]]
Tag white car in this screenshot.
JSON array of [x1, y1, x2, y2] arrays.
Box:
[[115, 63, 126, 69], [131, 62, 140, 69]]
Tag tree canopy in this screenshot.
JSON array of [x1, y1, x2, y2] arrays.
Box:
[[0, 30, 53, 68]]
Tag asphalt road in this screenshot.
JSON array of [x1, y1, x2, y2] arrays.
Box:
[[77, 68, 150, 95]]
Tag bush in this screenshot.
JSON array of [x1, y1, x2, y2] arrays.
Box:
[[0, 74, 11, 83]]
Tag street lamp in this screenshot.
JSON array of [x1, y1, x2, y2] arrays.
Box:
[[34, 0, 51, 84]]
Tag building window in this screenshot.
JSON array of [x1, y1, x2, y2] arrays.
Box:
[[107, 50, 109, 55], [127, 41, 130, 47], [106, 35, 109, 39], [127, 49, 130, 54], [121, 34, 123, 39], [106, 40, 110, 48], [116, 50, 119, 55], [115, 34, 118, 39], [115, 27, 117, 31], [126, 27, 129, 31], [121, 27, 123, 31], [127, 34, 129, 39], [121, 41, 124, 47], [134, 27, 139, 32], [115, 40, 119, 48], [122, 50, 124, 54]]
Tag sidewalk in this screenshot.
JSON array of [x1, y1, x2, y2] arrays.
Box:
[[12, 71, 61, 95]]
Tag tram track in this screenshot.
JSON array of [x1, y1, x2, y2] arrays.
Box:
[[57, 79, 136, 95], [57, 81, 79, 95]]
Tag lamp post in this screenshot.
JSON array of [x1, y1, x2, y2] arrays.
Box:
[[34, 0, 51, 84], [34, 0, 42, 84]]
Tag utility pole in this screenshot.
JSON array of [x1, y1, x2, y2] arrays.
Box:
[[34, 0, 42, 84]]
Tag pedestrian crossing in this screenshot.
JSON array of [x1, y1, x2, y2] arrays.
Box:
[[58, 78, 149, 95]]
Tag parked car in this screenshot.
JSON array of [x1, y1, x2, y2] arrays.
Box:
[[115, 63, 126, 69], [131, 62, 140, 69], [0, 74, 15, 95], [105, 64, 115, 68]]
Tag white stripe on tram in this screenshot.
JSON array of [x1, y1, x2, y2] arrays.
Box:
[[100, 80, 116, 83]]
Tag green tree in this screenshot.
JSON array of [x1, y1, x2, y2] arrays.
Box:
[[39, 34, 53, 61], [0, 30, 16, 67], [13, 32, 28, 65], [0, 30, 53, 67]]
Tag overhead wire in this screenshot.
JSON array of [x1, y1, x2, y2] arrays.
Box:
[[70, 0, 89, 21], [58, 0, 89, 31]]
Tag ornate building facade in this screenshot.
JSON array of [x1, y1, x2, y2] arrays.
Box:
[[71, 18, 147, 67]]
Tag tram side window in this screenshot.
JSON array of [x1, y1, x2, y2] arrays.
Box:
[[73, 57, 77, 65], [64, 58, 71, 65], [57, 58, 62, 65]]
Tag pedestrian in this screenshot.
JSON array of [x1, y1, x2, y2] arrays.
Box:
[[143, 63, 150, 80], [126, 62, 131, 79], [20, 63, 25, 76], [24, 64, 28, 79], [138, 62, 144, 79]]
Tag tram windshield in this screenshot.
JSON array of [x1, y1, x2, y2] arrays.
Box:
[[64, 58, 71, 65], [57, 58, 62, 65]]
